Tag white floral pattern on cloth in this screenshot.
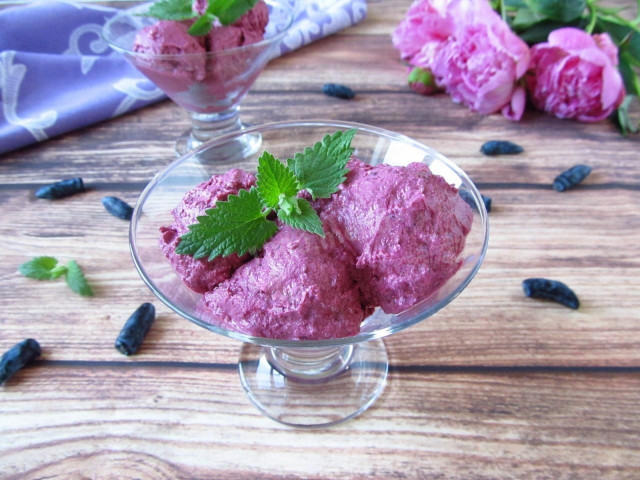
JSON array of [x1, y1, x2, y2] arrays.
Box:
[[0, 0, 367, 156]]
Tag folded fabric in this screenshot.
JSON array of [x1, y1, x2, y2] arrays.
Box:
[[0, 0, 366, 156]]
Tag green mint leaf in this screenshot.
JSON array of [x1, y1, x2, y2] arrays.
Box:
[[256, 151, 300, 209], [176, 187, 278, 260], [19, 256, 67, 280], [188, 13, 216, 36], [524, 0, 586, 23], [140, 0, 196, 20], [277, 198, 325, 237], [286, 129, 356, 200], [277, 194, 302, 217], [65, 260, 94, 297], [216, 0, 259, 25]]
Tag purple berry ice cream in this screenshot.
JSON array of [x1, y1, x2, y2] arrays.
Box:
[[130, 1, 270, 113], [160, 169, 255, 294], [160, 157, 473, 339], [200, 225, 368, 340], [318, 159, 473, 314]]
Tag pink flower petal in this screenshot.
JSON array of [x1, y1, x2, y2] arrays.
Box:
[[548, 28, 596, 51], [502, 86, 526, 121]]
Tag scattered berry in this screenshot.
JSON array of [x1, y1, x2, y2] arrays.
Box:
[[522, 278, 579, 309], [35, 178, 85, 199], [553, 165, 592, 192], [322, 83, 356, 99], [102, 196, 134, 220], [0, 339, 41, 385], [480, 140, 523, 156], [115, 303, 156, 356]]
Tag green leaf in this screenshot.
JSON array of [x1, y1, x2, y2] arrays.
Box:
[[188, 13, 216, 36], [19, 256, 67, 280], [512, 7, 546, 29], [65, 260, 94, 297], [256, 151, 300, 209], [518, 19, 579, 44], [287, 129, 356, 200], [278, 198, 325, 237], [524, 0, 586, 23], [140, 0, 196, 20], [277, 194, 301, 217], [216, 0, 259, 25], [176, 187, 278, 260], [619, 55, 640, 96], [612, 95, 639, 135]]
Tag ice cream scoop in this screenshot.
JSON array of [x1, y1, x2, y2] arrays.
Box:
[[160, 169, 255, 294], [200, 225, 367, 340], [319, 159, 474, 314]]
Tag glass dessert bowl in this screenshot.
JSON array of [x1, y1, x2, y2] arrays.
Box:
[[102, 1, 293, 158], [130, 121, 489, 427]]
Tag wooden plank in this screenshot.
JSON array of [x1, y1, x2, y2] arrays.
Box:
[[0, 185, 638, 365], [2, 366, 640, 479]]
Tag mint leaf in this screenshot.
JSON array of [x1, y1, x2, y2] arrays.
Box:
[[278, 198, 324, 237], [256, 151, 300, 209], [65, 260, 94, 297], [287, 129, 356, 200], [19, 256, 67, 280], [177, 187, 278, 260], [140, 0, 196, 20], [188, 13, 216, 36], [216, 0, 259, 25]]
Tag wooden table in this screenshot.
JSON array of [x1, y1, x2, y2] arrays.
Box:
[[2, 1, 640, 478]]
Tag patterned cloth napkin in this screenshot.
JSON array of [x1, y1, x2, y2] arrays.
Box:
[[0, 0, 367, 156]]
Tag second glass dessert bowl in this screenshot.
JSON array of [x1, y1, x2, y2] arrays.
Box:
[[130, 121, 489, 428], [102, 1, 293, 158]]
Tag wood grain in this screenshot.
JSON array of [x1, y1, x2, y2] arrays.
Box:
[[1, 0, 640, 478], [3, 366, 640, 480]]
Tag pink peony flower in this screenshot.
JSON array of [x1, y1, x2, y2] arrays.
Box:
[[391, 0, 452, 68], [430, 0, 530, 120], [526, 28, 625, 122], [392, 0, 530, 120]]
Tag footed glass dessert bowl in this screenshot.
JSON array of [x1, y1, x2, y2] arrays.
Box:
[[130, 121, 489, 427], [102, 0, 293, 158]]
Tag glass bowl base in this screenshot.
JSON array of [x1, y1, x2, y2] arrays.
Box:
[[175, 127, 262, 162], [238, 339, 388, 428]]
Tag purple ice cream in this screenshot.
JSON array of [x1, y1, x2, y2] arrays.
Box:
[[131, 1, 270, 113], [160, 158, 473, 339], [318, 159, 473, 314], [160, 169, 255, 294], [199, 225, 368, 340]]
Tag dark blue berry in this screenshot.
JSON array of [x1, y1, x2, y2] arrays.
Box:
[[553, 165, 592, 192], [102, 196, 134, 220], [115, 303, 156, 356], [522, 278, 579, 309], [480, 140, 523, 156], [35, 178, 85, 199], [0, 339, 41, 385], [322, 83, 355, 99], [459, 190, 492, 213]]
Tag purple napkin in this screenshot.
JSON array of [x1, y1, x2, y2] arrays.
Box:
[[0, 0, 367, 156]]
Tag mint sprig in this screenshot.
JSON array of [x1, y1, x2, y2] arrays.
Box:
[[139, 0, 196, 21], [140, 0, 259, 36], [177, 130, 356, 261], [176, 187, 278, 259], [19, 257, 94, 297], [287, 129, 355, 200]]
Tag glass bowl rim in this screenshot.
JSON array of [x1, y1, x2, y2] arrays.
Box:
[[102, 0, 294, 59], [129, 119, 490, 347]]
